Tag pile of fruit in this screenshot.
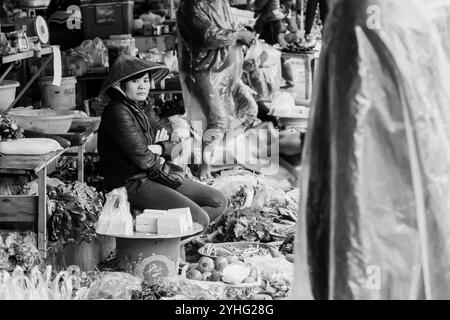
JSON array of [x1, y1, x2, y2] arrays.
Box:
[[186, 256, 259, 285]]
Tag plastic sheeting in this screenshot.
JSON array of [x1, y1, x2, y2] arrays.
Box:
[[243, 40, 282, 101], [293, 0, 450, 300], [177, 0, 258, 146]]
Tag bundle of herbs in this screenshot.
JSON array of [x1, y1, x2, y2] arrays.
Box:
[[206, 208, 273, 243], [47, 181, 104, 246]]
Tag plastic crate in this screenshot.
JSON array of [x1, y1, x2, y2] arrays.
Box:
[[80, 0, 134, 39]]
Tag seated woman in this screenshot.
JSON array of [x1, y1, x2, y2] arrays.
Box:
[[97, 55, 228, 231]]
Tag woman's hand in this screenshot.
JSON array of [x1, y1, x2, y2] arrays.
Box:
[[155, 128, 170, 143], [236, 29, 256, 47], [148, 144, 163, 155]]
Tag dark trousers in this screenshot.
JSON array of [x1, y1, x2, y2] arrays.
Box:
[[124, 178, 228, 230], [304, 0, 329, 35], [259, 19, 283, 45]]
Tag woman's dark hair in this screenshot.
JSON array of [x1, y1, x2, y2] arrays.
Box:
[[119, 71, 150, 91]]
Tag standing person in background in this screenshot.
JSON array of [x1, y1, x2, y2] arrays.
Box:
[[177, 0, 258, 180], [304, 0, 328, 41], [280, 0, 301, 44], [253, 0, 288, 46]]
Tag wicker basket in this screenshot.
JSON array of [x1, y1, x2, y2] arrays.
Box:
[[89, 95, 110, 117]]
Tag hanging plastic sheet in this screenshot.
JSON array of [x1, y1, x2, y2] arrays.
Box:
[[293, 0, 450, 300], [427, 0, 450, 64]]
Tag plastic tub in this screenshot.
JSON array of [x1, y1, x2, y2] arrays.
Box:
[[8, 108, 76, 134], [38, 76, 77, 111], [109, 222, 204, 285], [0, 81, 20, 113]]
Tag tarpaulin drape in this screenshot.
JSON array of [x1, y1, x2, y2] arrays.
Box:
[[293, 0, 450, 300]]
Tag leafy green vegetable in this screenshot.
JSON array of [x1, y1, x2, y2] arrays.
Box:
[[208, 207, 273, 243], [50, 155, 106, 193], [47, 181, 104, 246]]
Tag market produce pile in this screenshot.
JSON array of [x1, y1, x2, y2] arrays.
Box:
[[46, 181, 104, 246], [0, 167, 298, 300], [203, 169, 298, 244], [51, 155, 105, 192], [200, 243, 271, 260], [282, 41, 316, 54], [0, 115, 24, 141], [0, 240, 282, 301], [186, 256, 258, 284], [279, 234, 295, 255], [175, 169, 299, 299], [0, 233, 41, 272]]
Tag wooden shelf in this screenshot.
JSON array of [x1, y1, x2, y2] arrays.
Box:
[[134, 34, 174, 38], [77, 74, 108, 81], [0, 46, 54, 65], [149, 89, 182, 95], [0, 149, 67, 174], [0, 22, 14, 28]]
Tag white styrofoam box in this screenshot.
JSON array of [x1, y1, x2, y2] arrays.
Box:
[[136, 210, 167, 233], [136, 223, 157, 233], [168, 207, 193, 231], [142, 209, 167, 216], [157, 214, 186, 235]]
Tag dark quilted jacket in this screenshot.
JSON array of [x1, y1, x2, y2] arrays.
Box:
[[97, 89, 173, 190]]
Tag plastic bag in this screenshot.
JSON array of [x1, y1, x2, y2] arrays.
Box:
[[243, 40, 282, 100], [139, 12, 165, 26], [63, 49, 90, 77], [95, 187, 133, 237], [0, 236, 8, 267], [0, 265, 75, 300], [164, 269, 226, 300], [245, 256, 293, 286], [269, 92, 296, 117], [75, 38, 108, 68], [0, 138, 63, 155], [208, 122, 279, 175], [84, 272, 141, 300]]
